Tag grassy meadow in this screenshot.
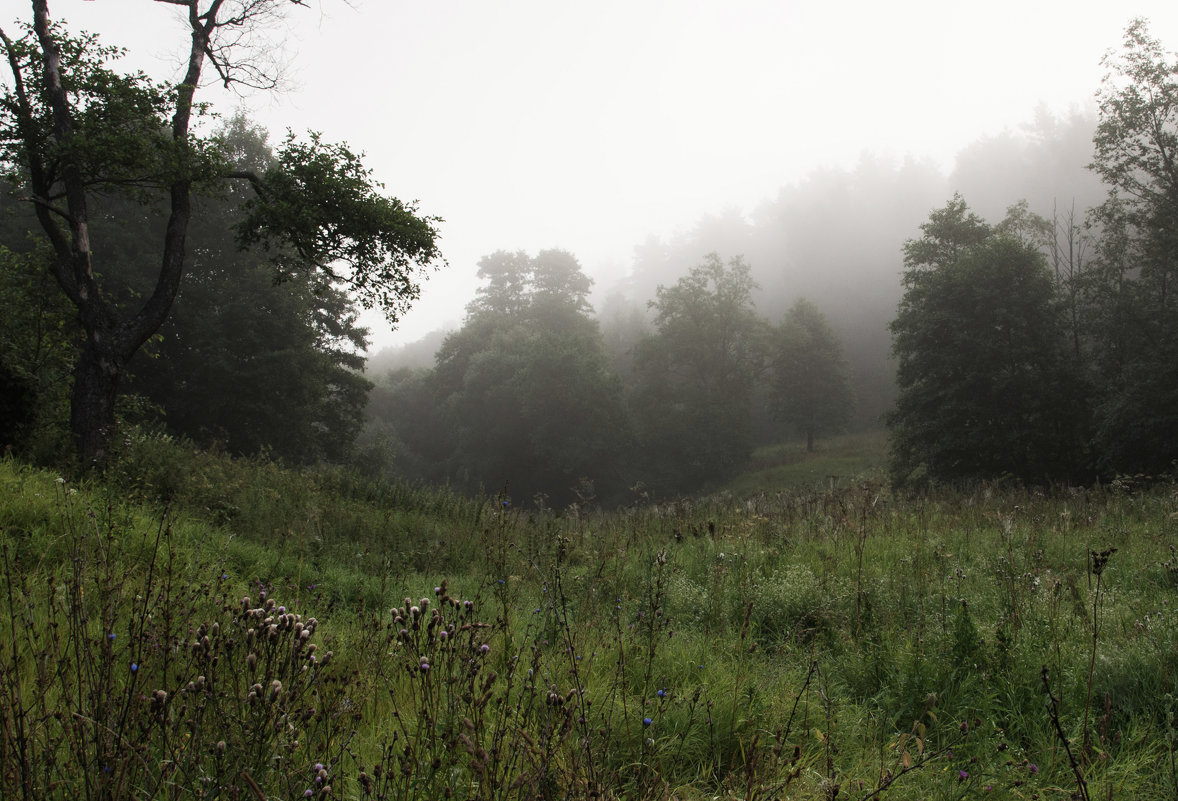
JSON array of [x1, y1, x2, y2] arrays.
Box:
[[2, 431, 1177, 800]]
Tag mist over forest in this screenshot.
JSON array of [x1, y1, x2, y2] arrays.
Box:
[[9, 6, 1178, 798], [370, 105, 1104, 423], [3, 2, 1176, 508], [359, 105, 1109, 503]]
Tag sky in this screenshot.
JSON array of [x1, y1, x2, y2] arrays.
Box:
[[36, 0, 1178, 349]]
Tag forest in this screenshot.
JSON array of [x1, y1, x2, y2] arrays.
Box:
[[2, 1, 1178, 799], [3, 6, 1175, 503]]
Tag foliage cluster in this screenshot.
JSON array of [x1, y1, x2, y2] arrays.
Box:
[[368, 252, 854, 504], [888, 19, 1178, 488], [0, 1, 441, 468]]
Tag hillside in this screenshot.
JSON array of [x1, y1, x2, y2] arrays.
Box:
[[2, 435, 1176, 800]]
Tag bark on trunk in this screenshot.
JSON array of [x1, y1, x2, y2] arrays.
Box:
[[70, 338, 124, 467]]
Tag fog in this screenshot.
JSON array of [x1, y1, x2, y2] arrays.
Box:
[[51, 0, 1178, 353]]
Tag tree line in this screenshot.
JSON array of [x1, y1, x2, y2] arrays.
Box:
[[0, 2, 854, 505], [4, 5, 1177, 501], [889, 19, 1178, 488], [364, 250, 853, 505]]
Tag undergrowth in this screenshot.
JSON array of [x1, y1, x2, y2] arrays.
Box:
[[2, 436, 1177, 799]]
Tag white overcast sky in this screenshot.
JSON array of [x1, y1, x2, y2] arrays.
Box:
[[35, 0, 1178, 348]]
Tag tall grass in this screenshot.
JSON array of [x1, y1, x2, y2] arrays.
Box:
[[2, 435, 1177, 799]]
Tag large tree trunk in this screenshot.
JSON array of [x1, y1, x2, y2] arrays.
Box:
[[70, 338, 125, 467]]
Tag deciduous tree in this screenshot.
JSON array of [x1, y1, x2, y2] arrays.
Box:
[[772, 298, 853, 452], [121, 115, 373, 464], [630, 253, 768, 492], [889, 199, 1088, 486], [0, 1, 441, 466], [1084, 19, 1178, 474], [383, 249, 632, 505]]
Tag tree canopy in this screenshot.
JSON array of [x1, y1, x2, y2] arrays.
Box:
[[1083, 18, 1178, 475], [629, 253, 767, 492], [0, 1, 441, 466], [772, 298, 853, 452], [369, 249, 631, 506], [889, 200, 1088, 486]]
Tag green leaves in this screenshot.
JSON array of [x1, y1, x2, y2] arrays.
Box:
[[630, 254, 767, 491], [772, 299, 853, 451], [1092, 19, 1178, 211], [0, 23, 219, 196], [236, 132, 443, 324], [889, 200, 1088, 486], [1086, 19, 1178, 475]]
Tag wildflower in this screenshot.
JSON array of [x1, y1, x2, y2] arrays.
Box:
[[643, 717, 652, 726], [958, 770, 968, 781], [657, 689, 666, 698], [1029, 763, 1039, 775], [107, 633, 116, 641], [130, 663, 138, 673], [479, 644, 490, 655]]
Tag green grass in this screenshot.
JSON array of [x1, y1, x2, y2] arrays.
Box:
[[722, 428, 889, 495], [2, 432, 1178, 800]]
